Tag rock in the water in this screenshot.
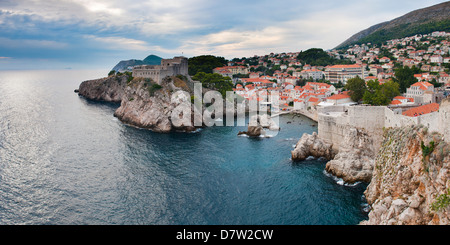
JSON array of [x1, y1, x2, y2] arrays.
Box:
[[246, 125, 265, 137], [291, 132, 336, 161], [238, 114, 279, 137]]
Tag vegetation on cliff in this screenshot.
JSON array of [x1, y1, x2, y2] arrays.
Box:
[[362, 126, 450, 225]]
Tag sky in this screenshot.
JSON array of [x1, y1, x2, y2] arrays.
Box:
[[0, 0, 448, 70]]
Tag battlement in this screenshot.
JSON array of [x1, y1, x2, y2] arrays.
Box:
[[132, 56, 188, 84], [318, 99, 450, 152]]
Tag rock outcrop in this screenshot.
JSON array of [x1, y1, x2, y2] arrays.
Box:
[[360, 125, 450, 225], [325, 127, 376, 183], [238, 114, 280, 137], [78, 74, 128, 103], [113, 77, 202, 133], [291, 132, 336, 161]]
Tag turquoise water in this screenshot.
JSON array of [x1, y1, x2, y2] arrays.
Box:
[[0, 70, 368, 225]]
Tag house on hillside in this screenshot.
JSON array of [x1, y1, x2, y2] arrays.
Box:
[[324, 64, 365, 84], [405, 81, 435, 104], [325, 94, 354, 105]]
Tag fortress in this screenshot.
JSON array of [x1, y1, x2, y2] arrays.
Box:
[[132, 56, 188, 84], [317, 98, 450, 152]]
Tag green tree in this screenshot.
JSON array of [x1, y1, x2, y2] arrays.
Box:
[[381, 80, 401, 101], [345, 76, 367, 102], [362, 79, 400, 106], [393, 65, 421, 93], [192, 72, 233, 97], [188, 55, 228, 76], [297, 48, 352, 66], [362, 80, 380, 105]]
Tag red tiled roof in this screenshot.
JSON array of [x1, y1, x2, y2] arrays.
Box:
[[390, 100, 402, 105], [410, 81, 433, 91], [327, 94, 350, 100], [308, 97, 319, 102], [327, 64, 362, 69], [393, 96, 406, 100], [402, 103, 439, 117]]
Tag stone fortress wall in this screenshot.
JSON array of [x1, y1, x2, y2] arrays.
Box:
[[318, 98, 450, 152], [132, 56, 188, 85]]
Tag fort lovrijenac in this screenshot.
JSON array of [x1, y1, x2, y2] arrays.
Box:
[[132, 56, 188, 85]]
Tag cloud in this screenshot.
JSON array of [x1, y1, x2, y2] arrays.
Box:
[[0, 0, 448, 69], [0, 37, 69, 49], [82, 35, 181, 55]]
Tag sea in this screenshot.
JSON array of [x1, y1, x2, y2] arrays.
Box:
[[0, 70, 368, 225]]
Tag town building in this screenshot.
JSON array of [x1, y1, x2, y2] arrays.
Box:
[[299, 69, 325, 81], [213, 66, 249, 78], [324, 64, 366, 84], [325, 94, 354, 105], [405, 81, 435, 104]]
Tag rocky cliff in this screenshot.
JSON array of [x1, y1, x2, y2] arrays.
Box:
[[291, 132, 336, 161], [78, 74, 207, 133], [78, 74, 128, 103], [292, 120, 450, 224], [325, 127, 376, 183], [113, 76, 201, 133], [361, 126, 450, 225], [292, 127, 375, 183]]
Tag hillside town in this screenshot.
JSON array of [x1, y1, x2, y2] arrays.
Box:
[[214, 31, 450, 117]]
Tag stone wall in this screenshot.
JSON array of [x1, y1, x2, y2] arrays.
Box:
[[439, 98, 450, 142], [318, 106, 386, 152], [318, 100, 450, 152], [132, 56, 188, 85]]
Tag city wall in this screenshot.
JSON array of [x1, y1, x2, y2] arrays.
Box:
[[318, 100, 449, 152]]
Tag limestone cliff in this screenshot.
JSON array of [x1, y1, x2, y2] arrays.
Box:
[[113, 76, 202, 133], [291, 127, 374, 183], [78, 74, 128, 103], [291, 132, 336, 161], [325, 127, 376, 183], [361, 126, 450, 225]]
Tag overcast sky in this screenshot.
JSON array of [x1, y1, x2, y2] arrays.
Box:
[[0, 0, 448, 70]]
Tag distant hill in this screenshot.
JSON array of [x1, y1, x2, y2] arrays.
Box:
[[335, 1, 450, 49], [112, 55, 162, 72]]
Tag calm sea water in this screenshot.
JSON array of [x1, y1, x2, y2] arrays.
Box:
[[0, 70, 368, 225]]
